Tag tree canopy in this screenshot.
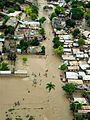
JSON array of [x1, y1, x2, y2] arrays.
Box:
[[71, 8, 84, 20], [59, 64, 68, 71], [55, 6, 65, 15], [54, 45, 64, 56], [63, 83, 76, 96], [66, 19, 76, 28], [46, 82, 55, 92], [0, 62, 9, 71]]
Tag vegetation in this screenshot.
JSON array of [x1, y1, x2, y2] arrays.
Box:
[[39, 17, 46, 24], [24, 5, 38, 20], [39, 28, 45, 36], [72, 28, 80, 38], [55, 6, 65, 15], [53, 37, 61, 49], [71, 8, 84, 20], [46, 82, 55, 92], [50, 12, 57, 20], [59, 64, 68, 71], [75, 114, 84, 120], [5, 26, 15, 36], [85, 10, 90, 26], [0, 62, 9, 71], [8, 8, 15, 13], [63, 83, 76, 96], [54, 45, 64, 56], [22, 57, 27, 64], [78, 37, 85, 46], [66, 19, 76, 28], [17, 38, 40, 53], [70, 102, 82, 112], [40, 46, 45, 55]]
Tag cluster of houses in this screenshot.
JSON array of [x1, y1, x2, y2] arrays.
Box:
[[0, 3, 45, 55], [0, 0, 45, 75], [49, 0, 90, 118]]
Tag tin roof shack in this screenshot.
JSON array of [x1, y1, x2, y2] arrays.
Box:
[[0, 11, 22, 17], [73, 97, 88, 105], [66, 72, 78, 80], [15, 21, 43, 41]]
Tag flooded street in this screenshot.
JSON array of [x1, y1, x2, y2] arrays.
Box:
[[0, 0, 73, 120]]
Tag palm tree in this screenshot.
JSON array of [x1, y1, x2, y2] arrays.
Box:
[[46, 82, 55, 92]]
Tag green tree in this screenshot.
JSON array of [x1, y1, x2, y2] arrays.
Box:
[[87, 19, 90, 26], [78, 37, 85, 46], [0, 62, 9, 71], [65, 0, 71, 3], [41, 46, 45, 55], [70, 101, 82, 112], [55, 6, 65, 15], [8, 8, 15, 13], [50, 12, 57, 20], [5, 26, 14, 36], [72, 28, 80, 37], [75, 114, 84, 120], [30, 38, 40, 46], [46, 82, 55, 92], [30, 13, 37, 20], [85, 10, 90, 26], [16, 0, 25, 4], [39, 17, 46, 24], [24, 5, 38, 20], [59, 63, 68, 71], [22, 57, 27, 64], [39, 28, 45, 36], [54, 45, 64, 56], [66, 19, 76, 28], [0, 0, 5, 10], [63, 83, 76, 96], [71, 8, 84, 20], [53, 37, 63, 49], [87, 112, 90, 120]]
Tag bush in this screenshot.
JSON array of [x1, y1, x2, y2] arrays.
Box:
[[71, 8, 84, 20], [54, 45, 64, 56], [8, 8, 15, 13], [63, 83, 76, 96], [0, 62, 9, 71], [22, 57, 27, 63], [66, 19, 76, 28], [72, 28, 80, 37], [53, 37, 63, 49], [78, 37, 85, 46], [59, 63, 68, 71]]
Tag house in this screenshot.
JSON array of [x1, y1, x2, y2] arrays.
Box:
[[79, 63, 90, 70], [83, 31, 90, 39], [73, 97, 88, 105], [0, 11, 22, 17], [0, 71, 11, 75], [83, 75, 90, 81], [19, 21, 40, 27], [62, 54, 75, 60], [68, 79, 83, 85], [66, 72, 78, 79], [78, 109, 90, 114]]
